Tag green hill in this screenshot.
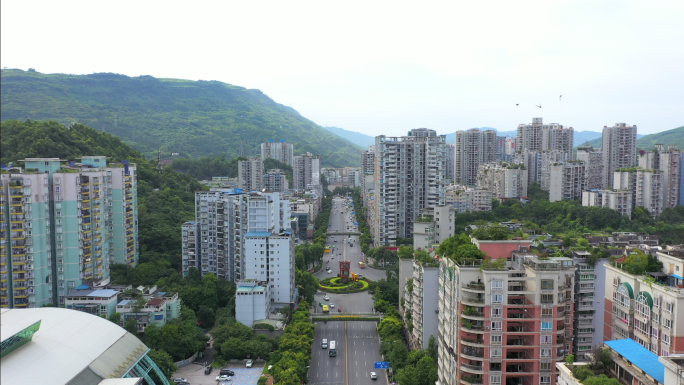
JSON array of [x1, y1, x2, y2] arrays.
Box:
[[0, 69, 361, 167], [636, 126, 684, 149]]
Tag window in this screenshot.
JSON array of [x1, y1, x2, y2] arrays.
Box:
[[666, 302, 675, 313], [491, 321, 502, 331], [540, 335, 552, 345], [541, 376, 551, 384], [541, 322, 552, 331], [491, 294, 503, 304], [636, 292, 652, 317], [541, 280, 553, 290], [540, 348, 551, 358], [491, 335, 502, 344], [614, 284, 631, 308], [540, 362, 552, 371], [491, 280, 503, 289], [665, 319, 672, 329], [490, 348, 502, 358], [542, 308, 553, 317], [664, 334, 671, 346], [491, 308, 502, 318], [490, 375, 501, 384], [541, 294, 553, 304]]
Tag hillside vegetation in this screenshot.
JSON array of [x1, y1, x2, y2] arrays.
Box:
[[577, 126, 680, 149], [0, 69, 361, 167]]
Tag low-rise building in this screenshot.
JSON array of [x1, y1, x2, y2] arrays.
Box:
[[235, 279, 270, 327], [582, 189, 633, 219], [445, 185, 493, 213], [116, 286, 181, 333], [65, 286, 119, 318], [412, 206, 456, 251]]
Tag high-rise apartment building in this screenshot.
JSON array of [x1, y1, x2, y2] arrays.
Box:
[[446, 143, 456, 182], [603, 249, 684, 356], [638, 145, 681, 210], [516, 118, 574, 156], [404, 259, 439, 350], [570, 250, 606, 361], [476, 163, 528, 199], [0, 157, 138, 309], [263, 169, 289, 192], [614, 168, 663, 217], [576, 145, 604, 190], [581, 189, 632, 219], [372, 128, 447, 246], [238, 157, 264, 191], [602, 123, 638, 188], [495, 136, 508, 161], [548, 162, 587, 202], [261, 139, 294, 166], [454, 129, 497, 186], [445, 185, 493, 213], [437, 250, 576, 385], [292, 153, 321, 190]]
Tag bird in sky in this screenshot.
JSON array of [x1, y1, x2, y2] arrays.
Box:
[[516, 104, 519, 106], [559, 95, 563, 101], [536, 103, 542, 108]]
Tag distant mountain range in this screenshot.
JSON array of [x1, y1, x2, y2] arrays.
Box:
[[324, 126, 623, 148], [0, 69, 362, 167]]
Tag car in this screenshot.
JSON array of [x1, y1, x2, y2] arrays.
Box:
[[216, 375, 232, 381], [173, 379, 188, 384], [220, 369, 235, 376], [204, 366, 213, 374], [327, 270, 332, 274], [324, 295, 330, 300], [338, 308, 342, 312], [246, 360, 253, 368], [371, 372, 378, 380], [329, 303, 334, 308]]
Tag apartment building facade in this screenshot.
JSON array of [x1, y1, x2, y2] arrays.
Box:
[[372, 129, 447, 246], [407, 260, 439, 350], [454, 129, 497, 186], [548, 162, 587, 202], [602, 123, 638, 189], [292, 153, 321, 190], [516, 118, 574, 156], [261, 139, 294, 166], [603, 250, 684, 356], [576, 145, 604, 190], [263, 169, 289, 192], [638, 145, 682, 210], [614, 168, 663, 217], [570, 250, 604, 360], [412, 205, 456, 251], [445, 185, 493, 213], [0, 157, 138, 309], [582, 189, 633, 219], [437, 252, 576, 385], [238, 157, 264, 191], [476, 163, 528, 199], [235, 279, 270, 327], [446, 143, 456, 182]]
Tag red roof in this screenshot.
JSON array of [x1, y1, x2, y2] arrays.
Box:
[[614, 256, 628, 263], [147, 298, 165, 306]]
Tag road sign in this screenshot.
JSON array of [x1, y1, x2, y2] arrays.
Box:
[[354, 223, 358, 226], [375, 362, 390, 369]]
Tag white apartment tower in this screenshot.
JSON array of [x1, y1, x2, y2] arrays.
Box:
[[581, 189, 633, 219], [292, 153, 321, 190], [476, 163, 528, 199], [263, 169, 289, 192], [638, 144, 681, 210], [613, 168, 663, 217], [576, 145, 604, 190], [454, 129, 497, 186], [602, 123, 638, 188], [516, 118, 574, 156], [372, 128, 447, 246], [238, 157, 264, 191], [446, 143, 456, 182], [548, 162, 587, 202], [261, 139, 294, 166]]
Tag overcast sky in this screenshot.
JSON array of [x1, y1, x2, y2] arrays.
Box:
[[2, 0, 682, 137]]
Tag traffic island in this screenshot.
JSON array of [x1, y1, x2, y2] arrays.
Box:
[[318, 277, 370, 293]]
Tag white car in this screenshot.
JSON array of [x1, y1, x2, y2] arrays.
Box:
[[216, 375, 232, 381], [370, 372, 378, 380], [173, 379, 188, 384], [324, 295, 330, 300], [327, 270, 332, 274], [329, 303, 335, 308], [246, 360, 253, 368]]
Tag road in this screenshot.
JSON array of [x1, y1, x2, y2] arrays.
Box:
[[309, 321, 388, 385]]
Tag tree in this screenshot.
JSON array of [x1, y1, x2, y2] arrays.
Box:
[[147, 349, 177, 383], [584, 374, 621, 385], [399, 246, 414, 259], [589, 346, 614, 374], [565, 354, 575, 365], [572, 366, 594, 381], [124, 318, 138, 336], [378, 316, 403, 341], [107, 312, 122, 325], [220, 337, 247, 360], [415, 356, 438, 385], [202, 273, 219, 312], [427, 336, 438, 362]]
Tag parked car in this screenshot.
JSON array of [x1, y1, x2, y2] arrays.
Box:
[[219, 369, 235, 376], [173, 379, 188, 384], [204, 366, 212, 374], [246, 360, 253, 368], [216, 375, 232, 381]]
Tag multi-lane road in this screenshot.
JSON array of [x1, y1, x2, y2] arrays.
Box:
[[308, 196, 389, 385]]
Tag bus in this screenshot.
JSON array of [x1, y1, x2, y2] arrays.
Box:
[[358, 261, 366, 269], [323, 305, 329, 313], [329, 341, 337, 357], [325, 246, 331, 253]]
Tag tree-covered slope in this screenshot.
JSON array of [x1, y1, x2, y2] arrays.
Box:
[[636, 126, 684, 150], [0, 69, 362, 167]]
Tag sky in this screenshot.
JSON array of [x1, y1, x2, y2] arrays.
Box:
[[2, 0, 683, 138]]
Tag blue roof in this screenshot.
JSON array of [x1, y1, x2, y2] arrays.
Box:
[[246, 231, 272, 237], [88, 289, 118, 297], [605, 339, 664, 384], [118, 300, 131, 306], [672, 274, 684, 280], [75, 284, 90, 290]]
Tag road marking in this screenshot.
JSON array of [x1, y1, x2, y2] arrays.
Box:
[[356, 372, 358, 378], [345, 322, 349, 385]]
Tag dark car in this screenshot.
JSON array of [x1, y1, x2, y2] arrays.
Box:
[[220, 369, 236, 376], [204, 366, 213, 375]]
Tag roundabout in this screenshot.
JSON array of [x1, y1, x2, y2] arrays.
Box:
[[318, 277, 370, 293]]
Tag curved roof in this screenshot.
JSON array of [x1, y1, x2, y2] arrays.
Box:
[[637, 291, 654, 309], [620, 282, 635, 299], [0, 308, 149, 385]]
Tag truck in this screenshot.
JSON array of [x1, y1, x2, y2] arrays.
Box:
[[329, 341, 337, 357]]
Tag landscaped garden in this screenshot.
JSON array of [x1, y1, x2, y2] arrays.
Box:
[[319, 277, 371, 293]]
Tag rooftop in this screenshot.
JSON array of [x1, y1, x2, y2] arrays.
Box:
[[605, 339, 664, 384]]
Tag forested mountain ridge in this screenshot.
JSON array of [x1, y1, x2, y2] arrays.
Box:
[[576, 127, 679, 149], [0, 69, 362, 167]]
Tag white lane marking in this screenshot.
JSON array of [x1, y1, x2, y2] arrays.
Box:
[[356, 372, 358, 378]]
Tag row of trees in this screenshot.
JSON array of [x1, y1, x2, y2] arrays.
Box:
[[268, 302, 315, 384]]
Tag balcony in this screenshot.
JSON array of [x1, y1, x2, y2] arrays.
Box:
[[462, 296, 485, 306], [461, 346, 484, 359], [460, 363, 484, 374], [460, 337, 485, 347], [460, 376, 483, 384], [507, 337, 535, 346], [463, 282, 485, 293]]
